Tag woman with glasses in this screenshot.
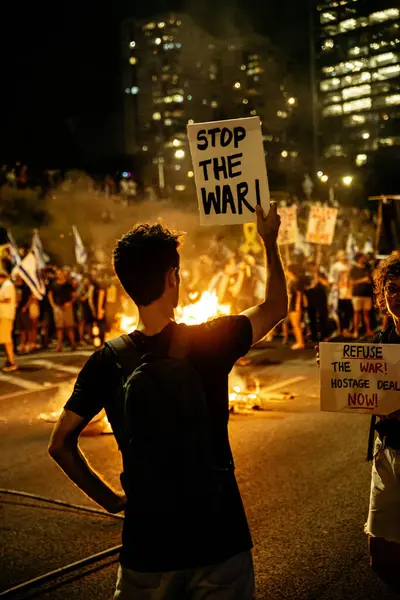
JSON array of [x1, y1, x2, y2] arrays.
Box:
[[365, 253, 400, 592]]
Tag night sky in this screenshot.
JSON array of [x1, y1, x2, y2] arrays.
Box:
[[0, 1, 310, 169]]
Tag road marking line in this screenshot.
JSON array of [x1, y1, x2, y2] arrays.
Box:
[[0, 373, 43, 391], [262, 376, 306, 393], [0, 384, 62, 402], [30, 360, 80, 375]]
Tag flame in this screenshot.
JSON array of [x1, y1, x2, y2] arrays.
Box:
[[117, 313, 138, 334], [176, 291, 230, 325]]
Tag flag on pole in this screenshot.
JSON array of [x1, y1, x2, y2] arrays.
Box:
[[72, 225, 87, 266], [31, 229, 48, 269], [363, 237, 374, 255], [7, 230, 21, 268], [12, 251, 46, 300]]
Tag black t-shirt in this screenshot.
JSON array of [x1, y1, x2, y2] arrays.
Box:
[[65, 315, 253, 572], [17, 283, 31, 309], [350, 265, 372, 297], [51, 281, 73, 306]]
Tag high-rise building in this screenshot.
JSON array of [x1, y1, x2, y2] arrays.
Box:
[[316, 1, 400, 172], [121, 13, 300, 193]]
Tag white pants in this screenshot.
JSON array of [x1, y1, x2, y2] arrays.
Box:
[[365, 438, 400, 543], [114, 550, 255, 600]]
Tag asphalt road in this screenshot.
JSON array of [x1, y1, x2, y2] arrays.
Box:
[[0, 344, 398, 599]]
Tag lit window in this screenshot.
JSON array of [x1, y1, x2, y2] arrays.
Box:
[[320, 77, 341, 92], [277, 110, 288, 118], [142, 146, 148, 152], [356, 154, 368, 167], [242, 99, 249, 105], [385, 94, 400, 105], [175, 185, 186, 191], [380, 137, 395, 146], [323, 24, 338, 36], [250, 110, 257, 116], [341, 72, 371, 87], [131, 86, 139, 95], [164, 96, 172, 103], [349, 46, 368, 57], [129, 57, 137, 65], [188, 171, 194, 178], [234, 82, 241, 89], [165, 119, 172, 126], [321, 12, 337, 24], [155, 38, 162, 45], [158, 21, 165, 28], [172, 139, 182, 147], [152, 112, 161, 120], [342, 84, 371, 100], [202, 99, 208, 105], [291, 151, 299, 158], [188, 119, 194, 124], [323, 94, 342, 105], [322, 104, 343, 116], [211, 100, 218, 108], [172, 94, 184, 102], [362, 132, 370, 139], [324, 144, 346, 158], [339, 18, 357, 31], [241, 64, 246, 71], [369, 52, 398, 68], [174, 149, 185, 159], [144, 22, 156, 30], [350, 115, 366, 124], [129, 41, 136, 48], [343, 98, 372, 113], [281, 150, 288, 158], [322, 38, 334, 51], [187, 95, 192, 100], [369, 8, 399, 24], [125, 88, 131, 94], [372, 65, 400, 81], [288, 97, 296, 105]]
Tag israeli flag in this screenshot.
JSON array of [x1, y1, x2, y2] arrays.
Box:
[[72, 225, 87, 266], [363, 237, 374, 255], [12, 251, 46, 300], [32, 229, 47, 269], [7, 230, 21, 267]]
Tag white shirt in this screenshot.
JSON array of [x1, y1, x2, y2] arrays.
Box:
[[0, 279, 17, 320]]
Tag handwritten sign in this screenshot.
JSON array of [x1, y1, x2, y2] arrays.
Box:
[[306, 205, 338, 245], [187, 117, 270, 226], [278, 205, 298, 245], [320, 342, 400, 415]]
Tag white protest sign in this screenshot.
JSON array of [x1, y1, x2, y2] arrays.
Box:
[[306, 205, 338, 245], [278, 205, 298, 245], [187, 117, 270, 226], [320, 342, 400, 415]]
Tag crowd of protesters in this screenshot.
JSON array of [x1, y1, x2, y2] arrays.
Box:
[[0, 262, 125, 372]]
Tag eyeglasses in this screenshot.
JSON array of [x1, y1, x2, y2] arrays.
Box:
[[385, 284, 400, 298]]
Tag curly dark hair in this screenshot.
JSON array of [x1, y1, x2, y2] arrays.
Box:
[[374, 252, 400, 312], [113, 224, 183, 306]]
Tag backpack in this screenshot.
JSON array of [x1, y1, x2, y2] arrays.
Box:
[[106, 327, 229, 513]]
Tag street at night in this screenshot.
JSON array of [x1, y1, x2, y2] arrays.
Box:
[[0, 344, 397, 599]]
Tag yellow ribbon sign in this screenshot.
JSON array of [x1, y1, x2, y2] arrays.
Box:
[[240, 223, 262, 255]]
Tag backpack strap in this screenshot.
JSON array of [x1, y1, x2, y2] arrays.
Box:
[[169, 324, 191, 360], [106, 334, 141, 378]]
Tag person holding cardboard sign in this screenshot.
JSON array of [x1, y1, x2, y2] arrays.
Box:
[[48, 202, 287, 600]]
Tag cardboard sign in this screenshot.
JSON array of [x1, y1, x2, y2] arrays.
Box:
[[187, 117, 270, 226], [306, 205, 338, 245], [278, 205, 298, 245], [320, 342, 400, 415]]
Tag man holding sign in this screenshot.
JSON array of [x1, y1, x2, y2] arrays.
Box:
[[319, 253, 400, 592], [48, 199, 287, 599]]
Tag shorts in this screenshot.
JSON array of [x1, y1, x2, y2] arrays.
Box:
[[114, 551, 255, 600], [0, 318, 13, 344], [352, 297, 372, 312], [29, 302, 40, 321], [365, 438, 400, 544], [53, 305, 75, 329]]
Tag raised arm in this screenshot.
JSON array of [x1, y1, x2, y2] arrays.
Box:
[[241, 202, 288, 345]]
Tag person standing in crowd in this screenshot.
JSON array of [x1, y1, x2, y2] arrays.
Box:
[[104, 275, 120, 335], [350, 252, 374, 338], [89, 273, 106, 345], [286, 264, 305, 350], [48, 269, 76, 352], [48, 203, 287, 600], [330, 250, 353, 338], [363, 253, 400, 593], [76, 276, 91, 344], [304, 261, 330, 342], [0, 270, 17, 372], [28, 294, 40, 351], [15, 276, 32, 354]]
